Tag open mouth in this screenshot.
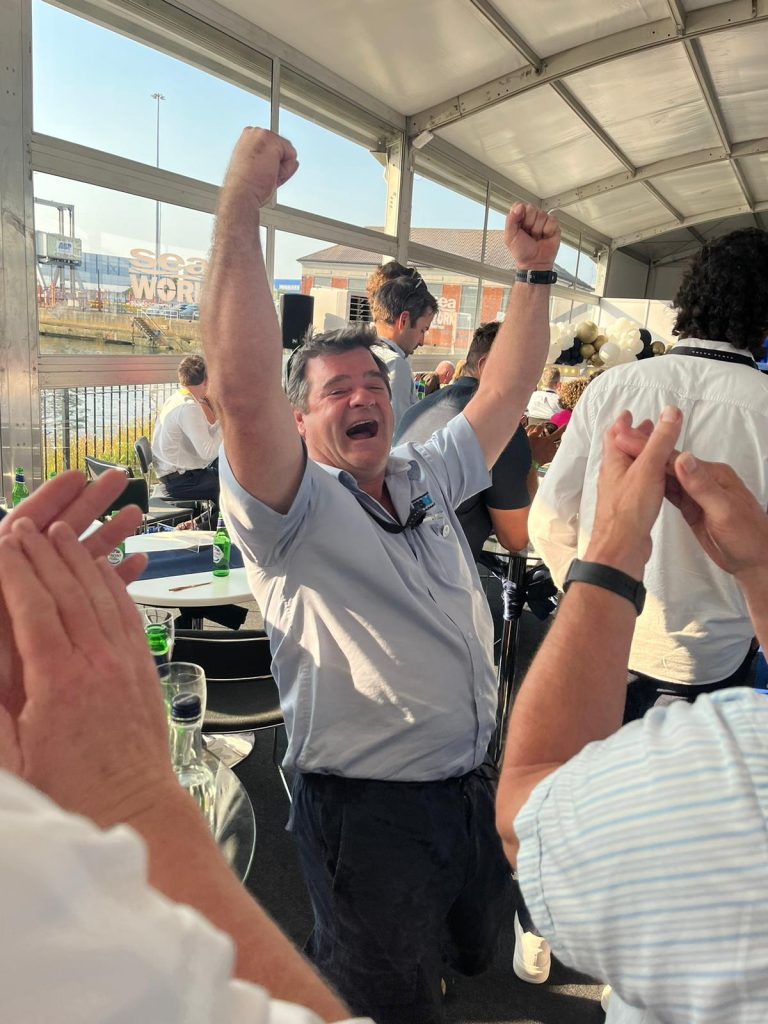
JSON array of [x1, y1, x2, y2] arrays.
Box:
[[346, 419, 379, 440]]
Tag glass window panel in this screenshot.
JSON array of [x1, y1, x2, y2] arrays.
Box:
[[32, 0, 270, 186], [278, 70, 391, 229], [410, 172, 487, 261], [34, 173, 220, 356]]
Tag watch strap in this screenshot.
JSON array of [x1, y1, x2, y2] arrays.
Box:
[[515, 269, 558, 285], [563, 559, 646, 615]]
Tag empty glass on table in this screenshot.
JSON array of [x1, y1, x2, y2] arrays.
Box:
[[157, 661, 207, 721]]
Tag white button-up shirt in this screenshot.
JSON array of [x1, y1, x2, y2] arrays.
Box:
[[526, 388, 562, 420], [529, 339, 768, 684], [220, 414, 497, 781], [371, 338, 416, 426], [152, 390, 222, 478]]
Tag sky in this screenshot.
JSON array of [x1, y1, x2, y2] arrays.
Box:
[[31, 0, 590, 283]]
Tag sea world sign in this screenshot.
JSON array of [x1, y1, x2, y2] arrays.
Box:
[[129, 249, 208, 304]]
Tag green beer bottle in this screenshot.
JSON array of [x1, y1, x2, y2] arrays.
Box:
[[11, 468, 29, 507], [146, 624, 170, 666], [106, 513, 125, 566], [212, 516, 231, 577]]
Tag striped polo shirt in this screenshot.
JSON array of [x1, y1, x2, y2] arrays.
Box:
[[515, 688, 768, 1024]]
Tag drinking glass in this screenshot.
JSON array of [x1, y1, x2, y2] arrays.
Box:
[[157, 661, 207, 724], [143, 607, 175, 658]]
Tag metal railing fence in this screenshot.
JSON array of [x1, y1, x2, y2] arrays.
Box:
[[40, 382, 176, 476]]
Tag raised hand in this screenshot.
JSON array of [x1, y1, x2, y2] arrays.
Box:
[[221, 127, 299, 209], [0, 519, 173, 823], [585, 408, 683, 579], [504, 202, 561, 270]]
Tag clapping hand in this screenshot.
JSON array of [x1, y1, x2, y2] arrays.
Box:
[[0, 471, 146, 768], [584, 408, 683, 579], [0, 517, 172, 824]]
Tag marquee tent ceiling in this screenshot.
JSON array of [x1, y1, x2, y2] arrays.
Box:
[[201, 0, 768, 271]]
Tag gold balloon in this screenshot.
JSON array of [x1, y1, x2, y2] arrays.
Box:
[[575, 320, 599, 343], [593, 334, 608, 350], [651, 341, 666, 355], [580, 343, 596, 359], [589, 353, 603, 366]]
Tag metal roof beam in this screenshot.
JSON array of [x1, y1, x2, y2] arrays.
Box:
[[613, 200, 768, 248], [665, 0, 687, 33], [549, 81, 635, 172], [465, 0, 542, 70], [408, 0, 768, 135], [542, 136, 768, 209]]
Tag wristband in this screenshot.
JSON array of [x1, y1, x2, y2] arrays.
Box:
[[515, 269, 557, 285], [563, 558, 646, 615]]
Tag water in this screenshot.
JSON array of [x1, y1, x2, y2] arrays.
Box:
[[174, 763, 216, 831]]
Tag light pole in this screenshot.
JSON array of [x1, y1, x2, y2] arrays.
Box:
[[151, 92, 165, 267]]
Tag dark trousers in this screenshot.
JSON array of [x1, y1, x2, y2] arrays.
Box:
[[289, 765, 512, 1024], [159, 463, 220, 505], [623, 645, 756, 723]]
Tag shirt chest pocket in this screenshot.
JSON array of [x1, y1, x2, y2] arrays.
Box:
[[417, 510, 469, 582]]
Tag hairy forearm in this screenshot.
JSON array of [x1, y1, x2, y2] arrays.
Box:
[[497, 579, 635, 862], [202, 193, 281, 409], [125, 786, 351, 1022]]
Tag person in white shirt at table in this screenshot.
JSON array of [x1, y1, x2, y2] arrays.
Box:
[[152, 354, 222, 505], [0, 471, 368, 1024], [525, 365, 562, 421], [529, 226, 768, 719]]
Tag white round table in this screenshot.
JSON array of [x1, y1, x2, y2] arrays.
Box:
[[126, 531, 254, 609]]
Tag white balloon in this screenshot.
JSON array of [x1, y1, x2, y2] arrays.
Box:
[[626, 336, 644, 355], [598, 340, 620, 364], [547, 343, 563, 362]]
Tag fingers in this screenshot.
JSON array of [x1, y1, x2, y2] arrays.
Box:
[[82, 504, 142, 560], [0, 535, 73, 672], [633, 407, 683, 475], [673, 451, 734, 520], [0, 471, 85, 537], [10, 520, 104, 652], [54, 470, 130, 536], [93, 558, 153, 667], [114, 552, 148, 586]]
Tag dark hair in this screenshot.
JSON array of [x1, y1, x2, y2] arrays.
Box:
[[366, 261, 427, 303], [465, 321, 501, 372], [673, 228, 768, 356], [421, 372, 440, 396], [369, 274, 438, 326], [285, 326, 391, 412], [178, 354, 206, 387]]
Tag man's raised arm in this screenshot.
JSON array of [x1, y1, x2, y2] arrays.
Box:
[[202, 129, 304, 513], [464, 203, 560, 469]]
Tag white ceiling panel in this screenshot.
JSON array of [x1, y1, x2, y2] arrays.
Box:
[[699, 22, 768, 143], [566, 44, 721, 166], [651, 163, 745, 217], [738, 154, 768, 203], [492, 0, 670, 59], [438, 87, 626, 198], [564, 182, 670, 237], [217, 0, 526, 113]]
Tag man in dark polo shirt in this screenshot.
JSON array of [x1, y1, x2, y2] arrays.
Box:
[[395, 321, 532, 559]]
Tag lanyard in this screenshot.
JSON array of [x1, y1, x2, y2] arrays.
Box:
[[356, 492, 435, 534], [670, 347, 757, 369]]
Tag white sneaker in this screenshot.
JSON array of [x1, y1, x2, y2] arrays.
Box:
[[513, 911, 551, 984], [601, 985, 612, 1012]]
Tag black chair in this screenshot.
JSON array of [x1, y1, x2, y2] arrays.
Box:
[[172, 629, 289, 799], [84, 455, 190, 526], [134, 436, 209, 527]]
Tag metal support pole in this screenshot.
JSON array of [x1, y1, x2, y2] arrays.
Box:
[[490, 553, 528, 767]]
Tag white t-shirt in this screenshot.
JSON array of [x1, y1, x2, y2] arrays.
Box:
[[0, 770, 370, 1024], [152, 390, 222, 478], [525, 388, 561, 420]]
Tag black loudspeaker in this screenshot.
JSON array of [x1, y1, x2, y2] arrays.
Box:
[[280, 293, 314, 350]]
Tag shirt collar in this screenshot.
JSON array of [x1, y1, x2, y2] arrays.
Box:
[[316, 453, 418, 492], [376, 336, 407, 359]]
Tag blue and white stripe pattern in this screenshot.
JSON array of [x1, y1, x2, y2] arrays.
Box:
[[515, 688, 768, 1024]]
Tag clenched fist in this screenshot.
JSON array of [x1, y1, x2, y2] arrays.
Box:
[[222, 128, 299, 209]]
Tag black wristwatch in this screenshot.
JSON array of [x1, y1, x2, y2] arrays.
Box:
[[563, 559, 646, 615], [515, 269, 558, 285]]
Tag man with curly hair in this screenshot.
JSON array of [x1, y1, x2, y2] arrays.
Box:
[[529, 227, 768, 719]]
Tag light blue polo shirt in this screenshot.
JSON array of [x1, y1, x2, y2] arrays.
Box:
[[220, 413, 496, 781]]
